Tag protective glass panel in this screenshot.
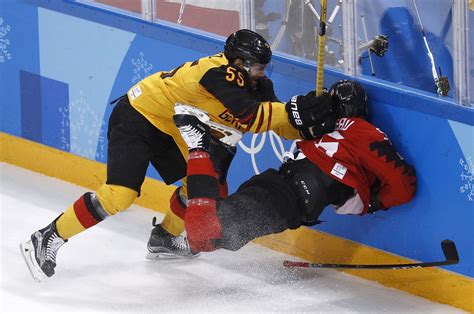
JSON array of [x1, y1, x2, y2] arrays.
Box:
[[152, 0, 243, 37], [356, 0, 467, 101], [257, 0, 346, 71], [72, 0, 472, 106], [82, 0, 143, 17], [470, 2, 474, 106]]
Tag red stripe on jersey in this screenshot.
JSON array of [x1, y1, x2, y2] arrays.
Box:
[[239, 113, 253, 123], [235, 106, 252, 119], [73, 195, 99, 228], [255, 105, 265, 133], [266, 102, 273, 131]]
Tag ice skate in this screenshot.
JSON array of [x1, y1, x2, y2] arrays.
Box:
[[20, 221, 66, 282], [174, 103, 242, 147], [146, 217, 199, 259], [173, 103, 211, 152]]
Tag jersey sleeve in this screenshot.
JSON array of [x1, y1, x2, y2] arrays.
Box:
[[244, 101, 302, 139], [200, 65, 260, 121], [360, 128, 417, 209], [200, 65, 301, 139]]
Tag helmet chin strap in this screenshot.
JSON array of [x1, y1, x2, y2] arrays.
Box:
[[243, 60, 252, 73]]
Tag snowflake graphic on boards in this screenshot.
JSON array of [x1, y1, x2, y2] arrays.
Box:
[[459, 156, 473, 201], [0, 17, 12, 63], [69, 91, 105, 160], [59, 106, 71, 151], [131, 52, 153, 84]]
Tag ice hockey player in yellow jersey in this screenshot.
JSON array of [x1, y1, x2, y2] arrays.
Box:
[[20, 29, 333, 280]]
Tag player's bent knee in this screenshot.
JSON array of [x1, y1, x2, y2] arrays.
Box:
[[96, 184, 138, 215]]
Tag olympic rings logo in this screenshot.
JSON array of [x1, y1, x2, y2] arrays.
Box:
[[238, 131, 298, 175]]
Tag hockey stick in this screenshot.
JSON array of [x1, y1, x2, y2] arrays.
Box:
[[283, 239, 459, 270], [315, 0, 327, 96], [305, 0, 341, 29], [360, 14, 375, 76], [177, 0, 186, 24], [412, 0, 450, 96]]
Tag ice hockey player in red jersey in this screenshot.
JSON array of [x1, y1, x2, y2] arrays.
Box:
[[173, 80, 417, 253]]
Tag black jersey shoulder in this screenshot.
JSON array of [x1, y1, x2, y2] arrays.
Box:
[[200, 64, 260, 120]]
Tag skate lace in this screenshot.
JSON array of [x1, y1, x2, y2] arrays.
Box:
[[179, 125, 203, 148], [171, 235, 191, 252], [46, 233, 65, 263]]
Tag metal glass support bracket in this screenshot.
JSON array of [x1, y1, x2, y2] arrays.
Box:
[[240, 0, 256, 31], [141, 0, 155, 22], [453, 0, 471, 107], [342, 0, 359, 76]]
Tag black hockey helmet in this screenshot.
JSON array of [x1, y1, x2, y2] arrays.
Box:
[[329, 80, 369, 119], [224, 29, 272, 65]]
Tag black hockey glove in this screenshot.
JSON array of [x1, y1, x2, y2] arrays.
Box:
[[370, 35, 389, 57], [298, 113, 337, 140], [286, 91, 336, 138], [367, 179, 390, 214], [367, 194, 388, 214], [256, 77, 279, 102]]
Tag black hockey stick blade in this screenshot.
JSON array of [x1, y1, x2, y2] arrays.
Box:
[[283, 239, 459, 270], [441, 239, 459, 264]]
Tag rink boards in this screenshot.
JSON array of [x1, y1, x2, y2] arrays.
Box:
[[0, 0, 473, 311]]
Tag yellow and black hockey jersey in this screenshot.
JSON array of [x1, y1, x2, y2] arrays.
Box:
[[127, 53, 301, 158]]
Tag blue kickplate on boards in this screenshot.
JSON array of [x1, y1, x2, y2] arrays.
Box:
[[20, 70, 70, 152]]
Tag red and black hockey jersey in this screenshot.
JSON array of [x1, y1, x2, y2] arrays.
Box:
[[297, 117, 416, 215]]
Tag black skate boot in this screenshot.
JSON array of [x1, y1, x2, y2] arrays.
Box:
[[146, 217, 198, 259], [173, 103, 211, 152], [20, 219, 67, 282]]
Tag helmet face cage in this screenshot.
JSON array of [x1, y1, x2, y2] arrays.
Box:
[[329, 80, 369, 119], [224, 29, 272, 65]]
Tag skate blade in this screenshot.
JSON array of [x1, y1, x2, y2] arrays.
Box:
[[145, 251, 200, 260], [19, 240, 45, 282], [174, 103, 210, 123], [209, 121, 242, 147]]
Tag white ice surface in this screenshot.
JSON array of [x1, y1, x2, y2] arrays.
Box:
[[0, 162, 465, 313]]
